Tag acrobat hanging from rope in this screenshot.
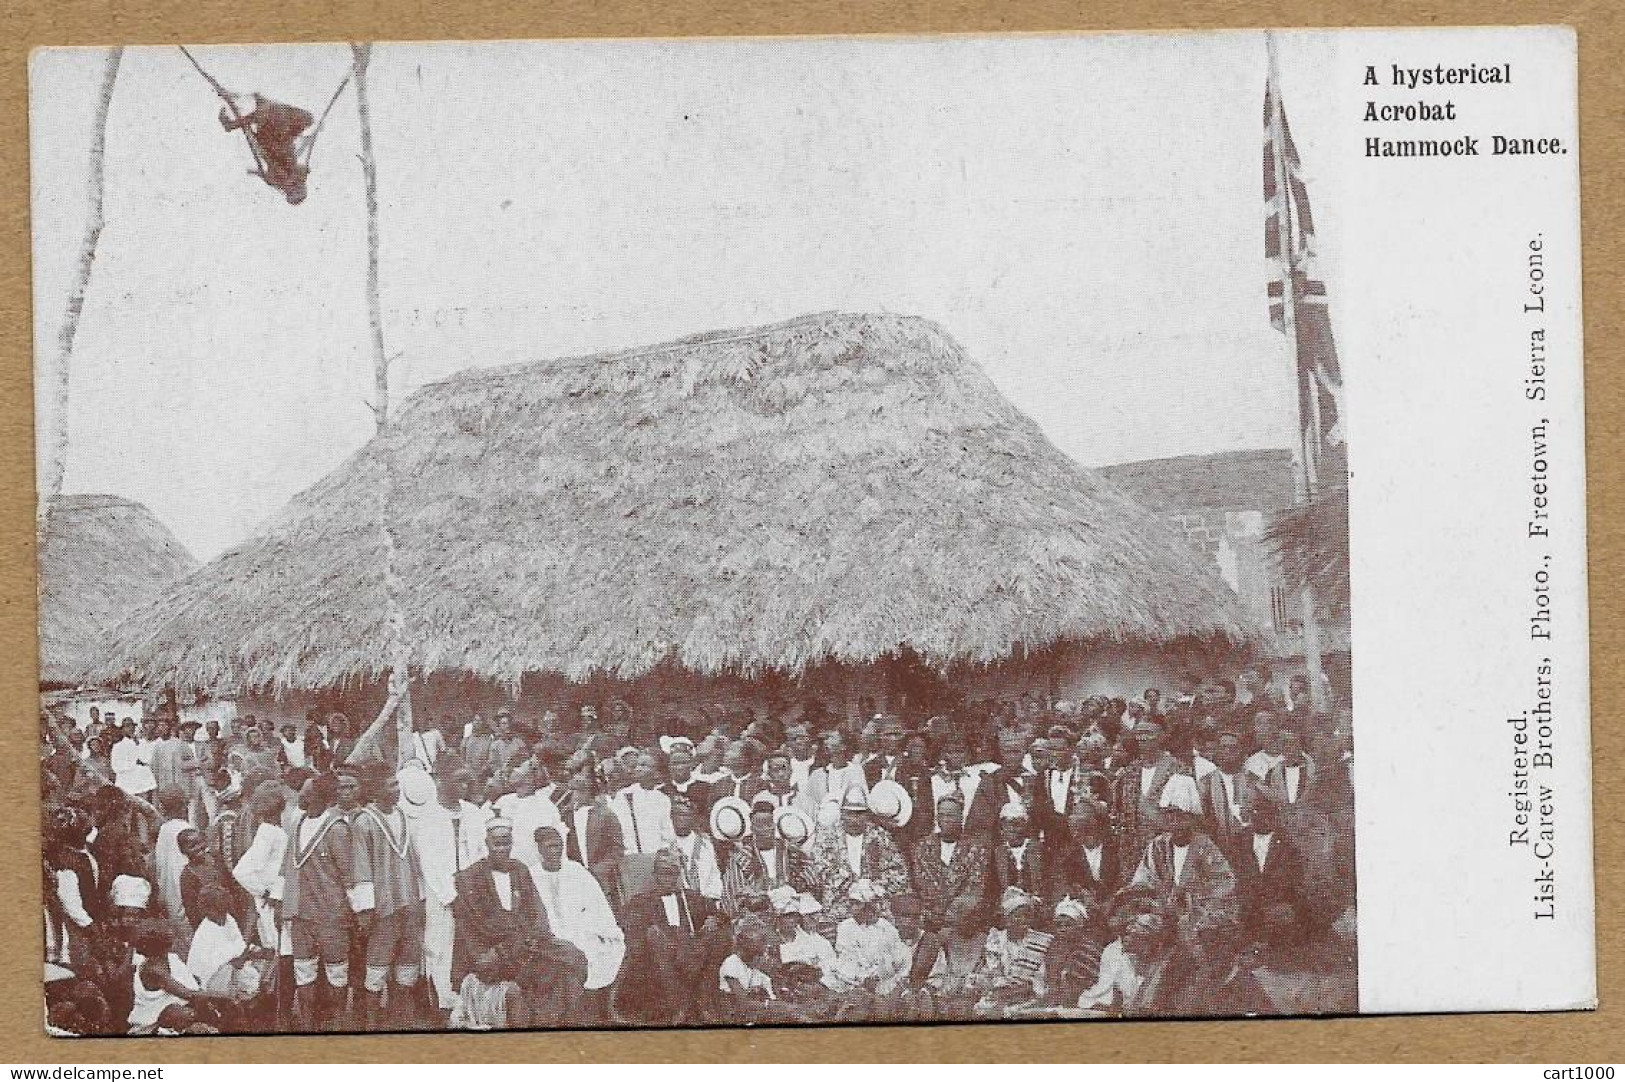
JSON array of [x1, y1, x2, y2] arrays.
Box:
[[179, 45, 351, 206], [217, 92, 315, 203]]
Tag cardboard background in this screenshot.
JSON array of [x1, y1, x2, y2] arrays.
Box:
[[2, 0, 1618, 1063]]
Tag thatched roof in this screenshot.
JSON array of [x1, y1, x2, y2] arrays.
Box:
[[99, 313, 1256, 694], [38, 494, 198, 685]]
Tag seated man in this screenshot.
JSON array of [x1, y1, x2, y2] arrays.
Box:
[[218, 93, 313, 204], [527, 826, 625, 1021], [450, 816, 589, 1028], [617, 848, 730, 1026]]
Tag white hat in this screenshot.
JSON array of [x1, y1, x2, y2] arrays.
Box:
[[867, 779, 914, 829], [111, 874, 151, 909], [397, 763, 436, 816], [839, 783, 869, 812], [710, 795, 751, 843], [847, 877, 884, 904], [1053, 895, 1089, 921], [774, 805, 814, 846], [485, 814, 515, 835], [1000, 886, 1038, 915], [1158, 774, 1203, 816], [659, 735, 694, 757]]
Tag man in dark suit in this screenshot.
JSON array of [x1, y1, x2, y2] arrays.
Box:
[[988, 801, 1047, 911], [658, 743, 713, 820], [1199, 731, 1258, 859], [449, 817, 589, 1027], [1048, 798, 1117, 902], [562, 770, 626, 912], [616, 848, 730, 1026], [964, 731, 1033, 838], [1230, 799, 1309, 951], [1111, 719, 1187, 882], [862, 716, 926, 825]]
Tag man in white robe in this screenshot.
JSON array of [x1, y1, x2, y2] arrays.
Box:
[[411, 768, 489, 1014], [527, 827, 625, 1019], [498, 766, 564, 870]]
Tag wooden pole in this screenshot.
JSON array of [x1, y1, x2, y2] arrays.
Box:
[[351, 42, 415, 768], [1266, 34, 1329, 712], [40, 47, 123, 532]]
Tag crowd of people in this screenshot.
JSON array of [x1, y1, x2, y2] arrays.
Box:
[[40, 667, 1357, 1035]]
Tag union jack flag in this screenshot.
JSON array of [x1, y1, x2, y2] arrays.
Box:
[[1265, 78, 1346, 459]]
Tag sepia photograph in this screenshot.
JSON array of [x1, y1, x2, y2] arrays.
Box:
[[34, 30, 1367, 1037]]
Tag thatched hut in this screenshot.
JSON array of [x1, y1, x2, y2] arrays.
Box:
[[38, 493, 198, 692], [96, 313, 1257, 726]]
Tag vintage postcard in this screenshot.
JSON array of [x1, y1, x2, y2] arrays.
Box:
[[29, 25, 1591, 1036]]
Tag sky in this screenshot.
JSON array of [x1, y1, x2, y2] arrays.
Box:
[[30, 32, 1343, 562]]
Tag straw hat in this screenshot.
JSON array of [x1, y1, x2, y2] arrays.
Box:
[[710, 795, 752, 843], [867, 779, 914, 829], [774, 805, 815, 846], [397, 762, 436, 817]]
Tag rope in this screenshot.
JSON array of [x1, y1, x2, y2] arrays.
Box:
[[177, 44, 353, 178], [297, 69, 353, 170], [176, 45, 268, 177]]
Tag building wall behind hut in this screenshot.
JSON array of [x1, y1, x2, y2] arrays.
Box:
[[48, 692, 144, 731]]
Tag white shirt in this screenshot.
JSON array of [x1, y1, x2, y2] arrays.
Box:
[[1283, 765, 1302, 804], [1193, 754, 1217, 780], [1082, 844, 1104, 881], [1252, 832, 1274, 871], [410, 730, 444, 769], [719, 954, 775, 997], [660, 894, 682, 927], [491, 870, 513, 911], [1078, 938, 1141, 1009], [958, 770, 980, 811], [613, 785, 674, 855], [789, 756, 816, 789], [844, 832, 864, 876], [1049, 768, 1073, 813], [1139, 765, 1158, 799], [573, 807, 591, 864], [111, 737, 157, 795], [672, 831, 724, 899], [501, 792, 564, 868], [1172, 843, 1189, 884], [779, 927, 837, 979], [939, 840, 957, 866], [279, 736, 306, 769], [759, 845, 780, 881], [1219, 772, 1244, 819], [1007, 840, 1029, 872]]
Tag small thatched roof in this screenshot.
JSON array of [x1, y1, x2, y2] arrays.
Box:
[[100, 313, 1256, 694], [38, 494, 198, 685]]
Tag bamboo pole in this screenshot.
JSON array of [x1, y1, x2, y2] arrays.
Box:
[[1266, 34, 1329, 712], [351, 42, 415, 767], [40, 47, 123, 532]]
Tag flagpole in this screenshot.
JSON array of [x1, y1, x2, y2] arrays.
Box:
[[1266, 32, 1329, 712]]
